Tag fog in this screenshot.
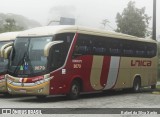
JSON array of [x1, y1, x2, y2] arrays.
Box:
[[0, 0, 159, 38]]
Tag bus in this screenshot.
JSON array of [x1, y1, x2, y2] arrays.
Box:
[[6, 26, 158, 99], [0, 32, 20, 94]]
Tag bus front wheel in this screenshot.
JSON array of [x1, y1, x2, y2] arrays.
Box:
[[67, 80, 80, 100]]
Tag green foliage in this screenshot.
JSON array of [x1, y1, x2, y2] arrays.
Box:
[[3, 18, 24, 32], [116, 1, 151, 37], [0, 18, 24, 33], [0, 13, 41, 33]]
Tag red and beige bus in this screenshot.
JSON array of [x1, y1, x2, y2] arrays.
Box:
[[6, 26, 157, 99], [0, 32, 20, 94]]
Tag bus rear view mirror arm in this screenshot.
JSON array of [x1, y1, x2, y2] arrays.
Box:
[[4, 46, 12, 59], [0, 42, 13, 57], [44, 41, 63, 57]]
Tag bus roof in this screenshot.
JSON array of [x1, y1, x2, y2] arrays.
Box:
[[18, 25, 156, 43], [0, 32, 21, 41]]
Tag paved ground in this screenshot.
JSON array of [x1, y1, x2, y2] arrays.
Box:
[[0, 87, 160, 117]]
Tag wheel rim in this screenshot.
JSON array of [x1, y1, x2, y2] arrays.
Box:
[[72, 84, 79, 96], [135, 83, 139, 91]]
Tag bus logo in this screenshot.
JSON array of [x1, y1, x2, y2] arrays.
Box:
[[131, 60, 152, 67]]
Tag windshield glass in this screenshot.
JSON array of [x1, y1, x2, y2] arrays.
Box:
[[8, 36, 52, 77], [0, 41, 11, 74]]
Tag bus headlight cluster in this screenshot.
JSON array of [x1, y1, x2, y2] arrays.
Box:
[[34, 77, 53, 85], [44, 74, 50, 79], [7, 79, 13, 84], [35, 81, 41, 85], [0, 79, 5, 83]]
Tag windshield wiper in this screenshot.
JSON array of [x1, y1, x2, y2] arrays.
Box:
[[13, 49, 28, 74], [13, 39, 34, 75]]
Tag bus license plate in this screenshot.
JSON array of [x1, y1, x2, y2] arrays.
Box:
[[19, 89, 26, 93]]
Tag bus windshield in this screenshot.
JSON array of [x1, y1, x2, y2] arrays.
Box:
[[8, 36, 52, 77], [0, 41, 10, 74]]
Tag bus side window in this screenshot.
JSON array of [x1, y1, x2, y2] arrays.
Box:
[[49, 33, 74, 70], [108, 39, 122, 56], [73, 34, 93, 57], [75, 45, 89, 55], [122, 41, 136, 57], [92, 38, 106, 56], [146, 44, 156, 57]]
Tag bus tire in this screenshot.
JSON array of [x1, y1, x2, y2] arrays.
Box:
[[151, 84, 156, 89], [132, 78, 141, 93], [67, 80, 80, 100], [3, 92, 12, 97], [36, 95, 46, 100]]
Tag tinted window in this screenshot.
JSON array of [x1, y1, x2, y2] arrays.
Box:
[[73, 34, 157, 58], [49, 33, 74, 70]]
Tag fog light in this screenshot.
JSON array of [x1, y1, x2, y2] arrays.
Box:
[[38, 88, 43, 93], [8, 88, 11, 92]]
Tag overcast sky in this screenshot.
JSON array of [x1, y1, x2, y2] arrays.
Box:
[[0, 0, 159, 38]]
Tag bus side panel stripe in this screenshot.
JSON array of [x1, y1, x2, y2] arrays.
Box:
[[100, 56, 111, 88], [104, 56, 120, 90], [90, 56, 104, 90], [81, 55, 94, 91], [110, 57, 121, 89]]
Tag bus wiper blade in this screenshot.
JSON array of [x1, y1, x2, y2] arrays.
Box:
[[13, 39, 34, 75], [13, 51, 27, 74], [13, 39, 30, 75]]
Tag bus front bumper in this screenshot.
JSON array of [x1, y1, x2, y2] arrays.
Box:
[[6, 75, 52, 95]]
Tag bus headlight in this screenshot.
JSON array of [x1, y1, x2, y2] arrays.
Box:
[[39, 80, 44, 84], [38, 88, 43, 93], [35, 81, 41, 85], [7, 79, 12, 84]]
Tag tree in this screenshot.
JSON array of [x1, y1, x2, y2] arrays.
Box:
[[0, 18, 24, 33], [116, 1, 151, 37], [101, 19, 114, 30]]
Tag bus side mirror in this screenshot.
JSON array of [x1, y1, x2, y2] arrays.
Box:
[[3, 46, 12, 59], [0, 42, 13, 57], [44, 41, 63, 57]]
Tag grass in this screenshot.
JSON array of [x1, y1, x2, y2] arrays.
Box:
[[152, 91, 160, 94], [156, 85, 160, 89], [152, 85, 160, 95]]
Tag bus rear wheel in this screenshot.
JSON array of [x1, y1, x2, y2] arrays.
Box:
[[132, 78, 141, 93], [151, 84, 156, 89], [67, 80, 80, 100]]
